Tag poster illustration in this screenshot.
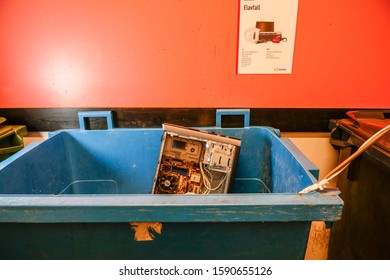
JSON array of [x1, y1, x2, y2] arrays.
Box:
[[237, 0, 299, 74]]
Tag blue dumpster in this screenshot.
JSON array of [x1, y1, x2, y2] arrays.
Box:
[[0, 110, 343, 259]]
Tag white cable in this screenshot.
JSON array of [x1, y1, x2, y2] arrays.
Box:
[[200, 163, 227, 194], [299, 124, 390, 193], [200, 162, 212, 194], [207, 173, 227, 191]]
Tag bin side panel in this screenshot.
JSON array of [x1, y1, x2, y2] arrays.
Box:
[[271, 139, 316, 193], [0, 221, 311, 260], [0, 134, 72, 194], [64, 130, 162, 194]]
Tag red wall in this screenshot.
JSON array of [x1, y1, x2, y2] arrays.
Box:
[[1, 0, 389, 108]]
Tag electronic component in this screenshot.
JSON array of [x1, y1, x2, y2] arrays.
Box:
[[245, 22, 287, 44], [152, 123, 241, 194]]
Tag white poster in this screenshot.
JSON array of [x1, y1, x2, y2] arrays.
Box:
[[237, 0, 298, 74]]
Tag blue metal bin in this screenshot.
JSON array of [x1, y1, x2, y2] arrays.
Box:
[[0, 110, 343, 259]]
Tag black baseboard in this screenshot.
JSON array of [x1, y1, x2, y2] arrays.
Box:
[[0, 108, 359, 132]]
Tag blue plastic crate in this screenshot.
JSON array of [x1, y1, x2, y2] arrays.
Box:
[[0, 110, 343, 259]]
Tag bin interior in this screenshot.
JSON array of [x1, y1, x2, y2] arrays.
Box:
[[0, 127, 315, 195]]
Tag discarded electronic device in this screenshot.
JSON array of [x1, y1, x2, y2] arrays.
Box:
[[152, 123, 241, 194]]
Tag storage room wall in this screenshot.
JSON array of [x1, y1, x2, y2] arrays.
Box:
[[1, 0, 389, 108]]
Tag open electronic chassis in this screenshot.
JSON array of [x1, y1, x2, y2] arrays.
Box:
[[152, 123, 241, 194]]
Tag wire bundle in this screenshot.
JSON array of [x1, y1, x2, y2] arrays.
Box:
[[200, 163, 227, 194]]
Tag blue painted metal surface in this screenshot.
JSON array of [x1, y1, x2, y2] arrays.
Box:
[[216, 109, 250, 128], [78, 111, 114, 130], [0, 110, 343, 259]]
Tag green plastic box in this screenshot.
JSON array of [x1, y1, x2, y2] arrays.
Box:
[[0, 117, 28, 161]]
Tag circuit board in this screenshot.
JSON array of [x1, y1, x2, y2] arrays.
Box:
[[152, 124, 241, 195]]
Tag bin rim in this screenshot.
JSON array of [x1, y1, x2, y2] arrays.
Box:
[[0, 192, 343, 223]]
